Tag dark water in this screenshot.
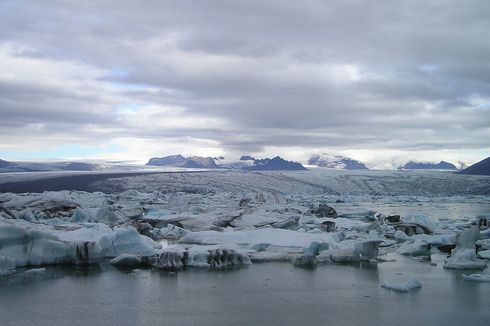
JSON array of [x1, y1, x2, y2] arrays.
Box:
[[1, 255, 489, 326]]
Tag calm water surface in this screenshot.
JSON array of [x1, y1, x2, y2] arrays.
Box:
[[1, 254, 489, 326]]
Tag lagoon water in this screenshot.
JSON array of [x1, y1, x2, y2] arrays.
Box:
[[1, 254, 489, 326]]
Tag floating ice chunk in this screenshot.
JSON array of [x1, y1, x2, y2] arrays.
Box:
[[305, 241, 329, 255], [154, 224, 188, 239], [293, 253, 318, 267], [398, 241, 431, 256], [16, 209, 37, 222], [56, 223, 113, 243], [394, 230, 410, 241], [118, 207, 144, 219], [299, 215, 316, 225], [0, 224, 102, 267], [271, 217, 299, 229], [381, 278, 422, 292], [481, 228, 490, 239], [94, 205, 125, 225], [110, 254, 142, 268], [401, 214, 437, 234], [98, 227, 159, 258], [329, 240, 381, 263], [476, 239, 490, 250], [23, 267, 47, 275], [445, 249, 488, 269], [329, 248, 359, 263], [462, 274, 490, 282], [444, 226, 487, 269], [68, 208, 91, 223], [179, 228, 337, 250], [358, 240, 382, 260], [250, 251, 292, 262]]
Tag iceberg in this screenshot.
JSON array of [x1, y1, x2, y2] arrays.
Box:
[[444, 226, 487, 269]]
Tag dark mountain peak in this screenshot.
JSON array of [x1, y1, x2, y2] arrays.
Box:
[[458, 157, 490, 176], [245, 156, 307, 171], [240, 155, 255, 161], [400, 161, 457, 170]]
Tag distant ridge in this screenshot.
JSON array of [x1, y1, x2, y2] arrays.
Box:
[[458, 157, 490, 176], [399, 160, 457, 170], [0, 159, 13, 167], [244, 156, 307, 171], [0, 160, 99, 172], [146, 155, 219, 169]]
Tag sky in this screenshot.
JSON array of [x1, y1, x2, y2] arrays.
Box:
[[0, 0, 489, 169]]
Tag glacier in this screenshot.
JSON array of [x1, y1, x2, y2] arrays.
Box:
[[0, 169, 488, 280]]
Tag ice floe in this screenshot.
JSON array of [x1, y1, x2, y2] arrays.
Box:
[[381, 278, 422, 292], [462, 274, 490, 282]]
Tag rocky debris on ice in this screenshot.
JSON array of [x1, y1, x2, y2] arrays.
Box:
[[145, 250, 185, 270], [462, 274, 490, 282], [444, 226, 487, 269], [473, 215, 489, 229], [319, 220, 336, 232], [142, 246, 251, 270], [381, 278, 422, 292], [0, 205, 17, 219], [312, 204, 337, 218]]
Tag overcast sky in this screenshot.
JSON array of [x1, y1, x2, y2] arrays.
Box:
[[0, 0, 489, 168]]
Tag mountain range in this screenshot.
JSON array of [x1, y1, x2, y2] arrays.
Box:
[[146, 155, 308, 171]]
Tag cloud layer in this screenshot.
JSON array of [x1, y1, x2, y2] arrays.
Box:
[[1, 0, 489, 167]]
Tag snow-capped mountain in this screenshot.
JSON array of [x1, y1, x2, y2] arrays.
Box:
[[308, 154, 369, 169]]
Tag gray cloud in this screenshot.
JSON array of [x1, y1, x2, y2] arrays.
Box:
[[0, 0, 489, 164]]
